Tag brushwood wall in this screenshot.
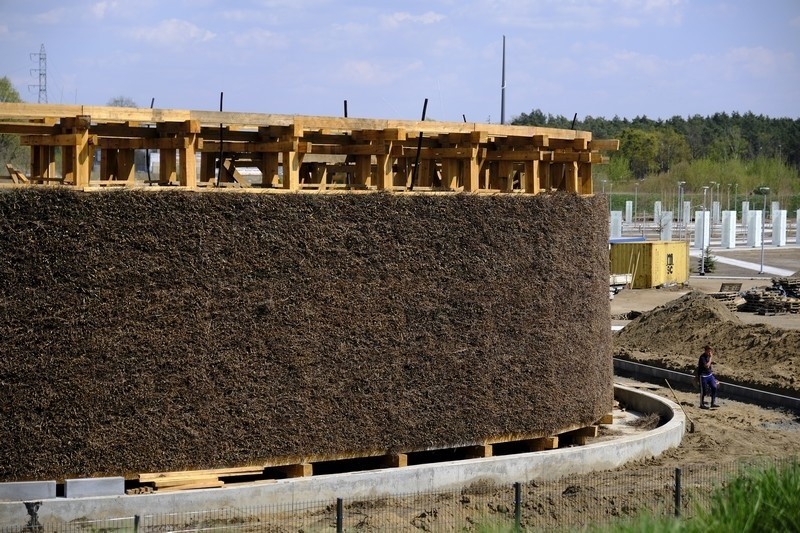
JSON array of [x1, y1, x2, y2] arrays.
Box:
[[0, 189, 612, 481]]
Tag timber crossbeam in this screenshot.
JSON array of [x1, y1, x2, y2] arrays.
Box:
[[0, 103, 618, 194]]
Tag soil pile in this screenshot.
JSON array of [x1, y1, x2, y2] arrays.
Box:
[[614, 291, 800, 393], [0, 189, 612, 481]]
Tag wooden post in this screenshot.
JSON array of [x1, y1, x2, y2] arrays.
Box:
[[178, 135, 197, 188], [565, 161, 579, 193], [376, 142, 394, 190], [524, 159, 540, 194], [117, 149, 136, 183], [260, 153, 279, 188], [159, 148, 177, 185]]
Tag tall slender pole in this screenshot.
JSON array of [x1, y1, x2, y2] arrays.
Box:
[[409, 98, 428, 191], [759, 187, 769, 274], [216, 92, 224, 188], [500, 35, 506, 125], [700, 186, 709, 275]]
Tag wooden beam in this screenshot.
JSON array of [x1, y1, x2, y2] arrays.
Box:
[[589, 139, 620, 151], [464, 445, 493, 459]]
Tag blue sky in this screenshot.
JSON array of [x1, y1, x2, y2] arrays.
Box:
[[1, 0, 799, 122]]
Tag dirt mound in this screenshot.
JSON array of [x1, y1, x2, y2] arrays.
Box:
[[614, 291, 800, 393], [0, 189, 612, 482]]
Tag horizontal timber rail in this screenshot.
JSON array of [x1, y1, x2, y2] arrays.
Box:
[[0, 102, 618, 193], [127, 417, 612, 493]]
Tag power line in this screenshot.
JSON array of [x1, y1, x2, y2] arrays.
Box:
[[29, 44, 47, 103]]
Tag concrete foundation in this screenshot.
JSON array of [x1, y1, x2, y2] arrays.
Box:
[[64, 477, 125, 499], [694, 210, 710, 250], [0, 481, 56, 502], [0, 385, 685, 527], [659, 212, 673, 241]]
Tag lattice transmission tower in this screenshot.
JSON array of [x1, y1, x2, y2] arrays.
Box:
[[29, 44, 48, 103]]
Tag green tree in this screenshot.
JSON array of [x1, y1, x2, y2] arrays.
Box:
[[107, 96, 137, 107], [0, 76, 29, 172], [619, 129, 658, 179], [655, 129, 691, 172]]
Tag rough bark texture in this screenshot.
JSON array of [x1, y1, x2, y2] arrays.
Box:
[[0, 189, 612, 481]]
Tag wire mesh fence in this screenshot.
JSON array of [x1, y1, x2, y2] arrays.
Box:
[[3, 456, 795, 532]]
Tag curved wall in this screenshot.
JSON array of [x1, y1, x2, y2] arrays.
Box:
[[0, 189, 612, 481]]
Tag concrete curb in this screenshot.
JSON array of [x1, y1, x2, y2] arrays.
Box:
[[0, 384, 685, 526], [613, 358, 800, 412]]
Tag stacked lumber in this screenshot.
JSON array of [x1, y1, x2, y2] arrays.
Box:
[[707, 292, 739, 311], [740, 289, 800, 315], [138, 465, 264, 493], [773, 277, 800, 299]]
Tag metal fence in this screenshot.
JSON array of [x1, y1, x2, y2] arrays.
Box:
[[4, 457, 795, 532]]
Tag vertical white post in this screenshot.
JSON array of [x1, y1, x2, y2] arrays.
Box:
[[772, 210, 787, 246], [742, 201, 750, 227], [796, 209, 800, 245], [660, 211, 673, 241], [721, 211, 736, 249], [654, 201, 662, 223], [747, 210, 762, 247], [610, 211, 623, 239], [694, 210, 710, 250], [712, 201, 720, 224], [770, 200, 779, 221], [625, 201, 633, 224]]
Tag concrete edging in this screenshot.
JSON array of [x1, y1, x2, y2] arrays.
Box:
[[0, 384, 685, 526], [614, 358, 800, 412]]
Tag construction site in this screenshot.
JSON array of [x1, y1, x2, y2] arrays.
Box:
[[1, 102, 799, 530]]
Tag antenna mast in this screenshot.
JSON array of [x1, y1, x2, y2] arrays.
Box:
[[29, 44, 48, 103]]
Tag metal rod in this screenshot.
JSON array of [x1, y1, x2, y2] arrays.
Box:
[[217, 92, 223, 188], [674, 468, 682, 517], [145, 97, 154, 185], [336, 497, 343, 532], [409, 98, 428, 191], [343, 100, 348, 118], [514, 481, 522, 530], [500, 36, 506, 125]]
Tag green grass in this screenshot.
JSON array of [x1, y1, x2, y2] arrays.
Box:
[[591, 460, 800, 533]]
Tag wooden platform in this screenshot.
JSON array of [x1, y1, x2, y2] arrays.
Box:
[[0, 103, 618, 194], [127, 414, 613, 493]]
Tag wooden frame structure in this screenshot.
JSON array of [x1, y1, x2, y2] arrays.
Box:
[[0, 103, 618, 193]]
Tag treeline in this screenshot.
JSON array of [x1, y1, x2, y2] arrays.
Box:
[[512, 109, 800, 179]]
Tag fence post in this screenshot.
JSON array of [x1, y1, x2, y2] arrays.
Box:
[[134, 514, 140, 533], [674, 467, 682, 517], [514, 481, 521, 531], [336, 497, 343, 533]]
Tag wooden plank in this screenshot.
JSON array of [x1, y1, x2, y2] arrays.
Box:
[[589, 139, 620, 151], [484, 150, 542, 161], [152, 475, 221, 488], [140, 465, 264, 482], [157, 480, 225, 492]]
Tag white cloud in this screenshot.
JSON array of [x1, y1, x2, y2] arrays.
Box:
[[338, 59, 423, 85], [381, 11, 445, 29], [232, 28, 286, 49], [725, 46, 784, 78], [91, 1, 119, 19], [34, 8, 67, 24], [129, 19, 216, 46]]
